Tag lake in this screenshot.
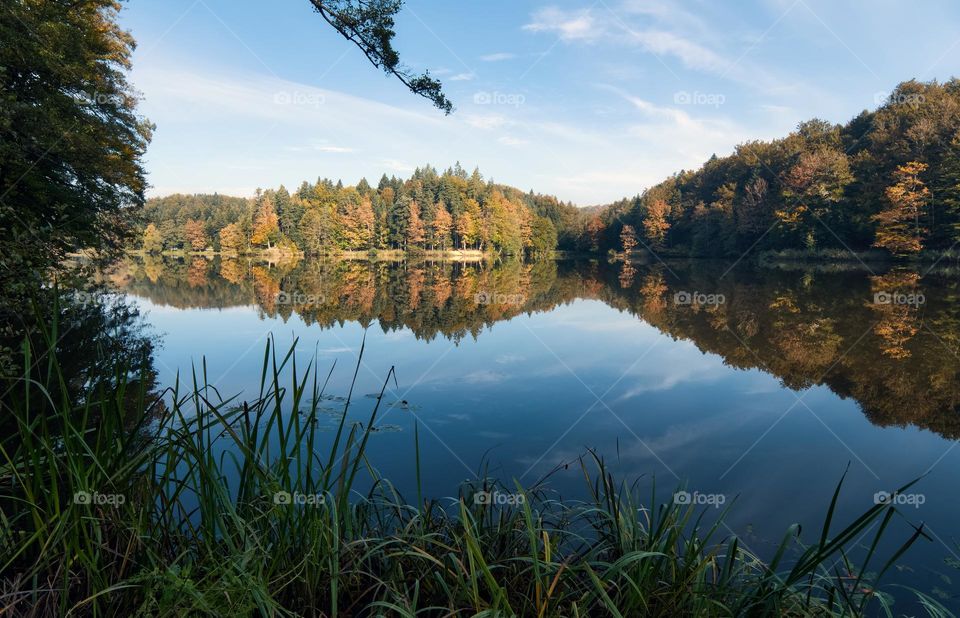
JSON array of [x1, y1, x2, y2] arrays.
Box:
[[110, 254, 960, 607]]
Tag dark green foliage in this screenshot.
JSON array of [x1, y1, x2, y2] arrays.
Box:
[[0, 0, 152, 301]]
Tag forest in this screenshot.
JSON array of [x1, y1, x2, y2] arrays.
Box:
[[590, 79, 960, 257], [139, 165, 581, 257], [138, 79, 960, 261]]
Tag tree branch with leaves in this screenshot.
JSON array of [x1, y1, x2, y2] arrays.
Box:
[[308, 0, 452, 114]]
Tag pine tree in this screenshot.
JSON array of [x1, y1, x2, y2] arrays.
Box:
[[388, 195, 411, 249], [275, 186, 304, 245]]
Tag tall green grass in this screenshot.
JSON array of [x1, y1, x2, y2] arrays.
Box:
[[0, 315, 951, 616]]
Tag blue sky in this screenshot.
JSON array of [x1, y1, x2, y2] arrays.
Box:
[[121, 0, 960, 205]]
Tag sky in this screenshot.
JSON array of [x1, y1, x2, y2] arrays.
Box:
[[120, 0, 960, 205]]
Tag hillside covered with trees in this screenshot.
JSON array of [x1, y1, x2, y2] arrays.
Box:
[[139, 164, 581, 257], [589, 79, 960, 258]]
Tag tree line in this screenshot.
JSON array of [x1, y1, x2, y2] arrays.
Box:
[[139, 165, 584, 257], [591, 79, 960, 258]]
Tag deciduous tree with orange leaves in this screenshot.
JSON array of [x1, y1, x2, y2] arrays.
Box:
[[873, 161, 930, 255], [251, 194, 281, 249], [184, 219, 208, 252], [643, 200, 671, 250]]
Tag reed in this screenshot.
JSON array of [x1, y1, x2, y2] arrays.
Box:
[[0, 313, 949, 616]]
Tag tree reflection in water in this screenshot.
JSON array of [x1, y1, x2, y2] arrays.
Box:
[[111, 255, 960, 439]]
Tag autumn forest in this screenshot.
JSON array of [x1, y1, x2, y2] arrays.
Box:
[[139, 79, 960, 261]]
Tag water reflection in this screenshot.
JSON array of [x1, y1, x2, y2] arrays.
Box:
[[111, 255, 960, 439]]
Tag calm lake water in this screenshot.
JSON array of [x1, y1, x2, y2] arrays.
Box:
[[111, 254, 960, 607]]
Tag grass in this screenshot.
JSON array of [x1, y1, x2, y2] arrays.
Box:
[[0, 309, 952, 616]]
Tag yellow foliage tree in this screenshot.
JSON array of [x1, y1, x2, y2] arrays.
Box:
[[406, 201, 425, 248], [250, 196, 281, 248], [431, 202, 453, 250], [183, 219, 208, 252], [142, 223, 163, 254], [219, 222, 245, 254], [873, 161, 930, 255], [340, 198, 375, 250], [643, 200, 671, 249]]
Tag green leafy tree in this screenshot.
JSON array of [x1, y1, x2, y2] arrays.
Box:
[[530, 216, 557, 257], [0, 0, 152, 300]]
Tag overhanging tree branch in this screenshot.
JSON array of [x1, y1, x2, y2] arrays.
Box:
[[308, 0, 453, 114]]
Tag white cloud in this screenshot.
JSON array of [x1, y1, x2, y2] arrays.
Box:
[[498, 135, 528, 146], [464, 114, 509, 130], [132, 64, 760, 205], [450, 72, 476, 81], [480, 52, 516, 62], [523, 3, 783, 88], [284, 143, 355, 153], [380, 158, 415, 173], [462, 370, 508, 384], [523, 7, 600, 41], [627, 29, 729, 74]]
